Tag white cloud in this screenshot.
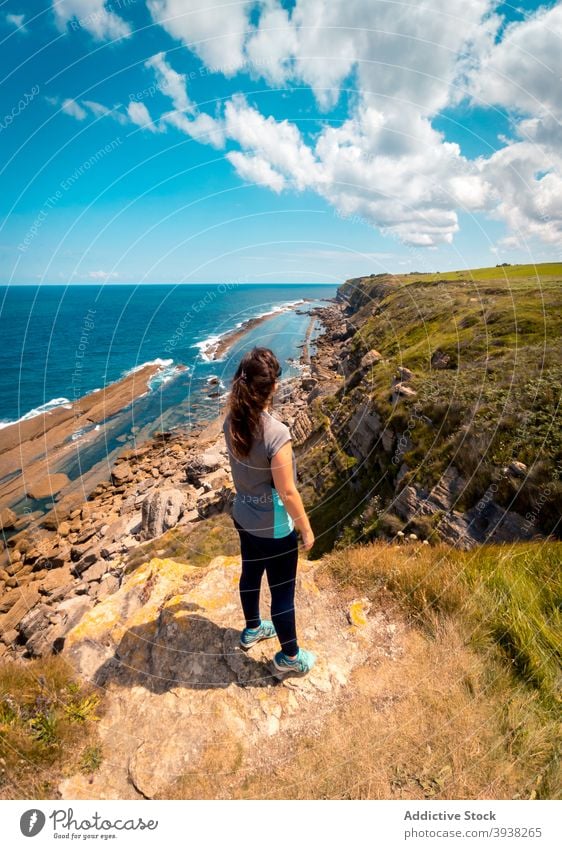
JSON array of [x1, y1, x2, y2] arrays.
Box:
[[61, 97, 87, 120], [245, 5, 297, 84], [127, 101, 158, 132], [6, 13, 27, 31], [219, 95, 492, 246], [82, 99, 129, 124], [468, 3, 562, 120], [481, 141, 562, 246], [52, 0, 130, 40], [50, 0, 562, 248], [87, 270, 119, 280], [224, 94, 320, 190], [145, 52, 194, 113], [161, 110, 225, 147], [147, 0, 251, 74], [143, 52, 225, 146], [226, 151, 285, 192], [466, 3, 562, 246]]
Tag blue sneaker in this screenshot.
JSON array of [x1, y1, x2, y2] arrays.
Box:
[[240, 620, 277, 650], [272, 648, 316, 677]]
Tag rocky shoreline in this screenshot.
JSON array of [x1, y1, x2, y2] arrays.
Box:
[[0, 302, 344, 662], [0, 362, 166, 516]]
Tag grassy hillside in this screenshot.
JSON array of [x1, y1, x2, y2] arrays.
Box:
[[301, 263, 562, 552]]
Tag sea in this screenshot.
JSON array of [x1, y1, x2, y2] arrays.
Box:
[[0, 283, 337, 491]]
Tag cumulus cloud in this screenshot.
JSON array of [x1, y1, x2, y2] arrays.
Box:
[[219, 94, 494, 245], [52, 0, 562, 248], [224, 95, 320, 191], [225, 151, 286, 192], [161, 110, 225, 147], [52, 0, 130, 40], [140, 0, 503, 245], [127, 101, 158, 132], [145, 52, 194, 113], [464, 3, 562, 247], [467, 3, 562, 120], [147, 0, 250, 74], [144, 53, 225, 146]]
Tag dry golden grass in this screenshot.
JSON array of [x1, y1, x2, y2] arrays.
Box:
[[160, 539, 561, 800], [160, 617, 559, 800]]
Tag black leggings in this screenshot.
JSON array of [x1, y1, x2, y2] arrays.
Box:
[[233, 518, 299, 656]]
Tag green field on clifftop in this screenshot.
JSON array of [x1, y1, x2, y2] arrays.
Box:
[[302, 262, 561, 553]]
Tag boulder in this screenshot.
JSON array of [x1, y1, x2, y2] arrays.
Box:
[[381, 428, 395, 453], [301, 377, 318, 392], [57, 553, 393, 800], [111, 462, 133, 484], [507, 461, 527, 477], [27, 473, 70, 500], [0, 507, 17, 531], [431, 349, 454, 369], [140, 489, 186, 540], [292, 410, 315, 446], [360, 349, 382, 370], [347, 401, 382, 460], [185, 450, 222, 485], [72, 549, 99, 576], [0, 583, 42, 632], [396, 366, 414, 382], [390, 383, 417, 403], [38, 564, 75, 596]]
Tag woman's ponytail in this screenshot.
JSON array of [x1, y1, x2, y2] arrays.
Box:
[[228, 347, 281, 457]]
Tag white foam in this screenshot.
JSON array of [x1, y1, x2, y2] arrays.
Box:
[[148, 362, 186, 391], [194, 335, 223, 362], [193, 299, 306, 363], [120, 358, 174, 378], [0, 397, 72, 430]]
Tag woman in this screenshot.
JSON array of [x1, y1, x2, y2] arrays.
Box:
[[222, 346, 316, 677]]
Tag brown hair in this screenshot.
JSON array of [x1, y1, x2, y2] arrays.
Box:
[[228, 347, 281, 457]]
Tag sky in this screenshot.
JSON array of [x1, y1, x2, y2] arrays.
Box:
[[0, 0, 560, 284]]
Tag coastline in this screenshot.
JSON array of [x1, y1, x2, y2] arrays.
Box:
[[0, 298, 320, 525], [0, 362, 166, 514], [0, 299, 344, 661], [204, 300, 308, 361]]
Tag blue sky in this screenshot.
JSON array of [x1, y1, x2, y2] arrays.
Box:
[[0, 0, 560, 284]]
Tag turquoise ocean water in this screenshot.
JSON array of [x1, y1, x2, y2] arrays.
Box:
[[0, 284, 337, 500]]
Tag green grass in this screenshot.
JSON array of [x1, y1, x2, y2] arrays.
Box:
[[124, 513, 240, 572], [0, 655, 104, 799], [303, 263, 562, 547]]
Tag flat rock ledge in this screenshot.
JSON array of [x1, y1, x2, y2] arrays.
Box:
[[58, 554, 403, 799]]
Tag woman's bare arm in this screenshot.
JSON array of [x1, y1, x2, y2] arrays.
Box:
[[270, 441, 314, 550]]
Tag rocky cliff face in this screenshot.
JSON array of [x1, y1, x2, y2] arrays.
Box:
[[295, 274, 559, 554]]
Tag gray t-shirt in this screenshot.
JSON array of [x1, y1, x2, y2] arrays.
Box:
[[223, 409, 297, 538]]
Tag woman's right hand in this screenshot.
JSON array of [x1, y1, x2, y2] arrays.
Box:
[[300, 528, 315, 551]]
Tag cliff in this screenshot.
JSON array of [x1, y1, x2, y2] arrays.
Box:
[[295, 264, 561, 554]]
